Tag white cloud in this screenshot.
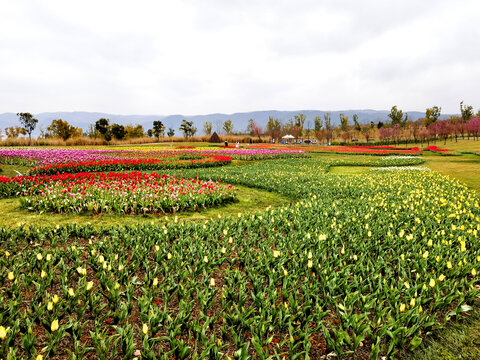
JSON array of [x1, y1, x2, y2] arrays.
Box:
[[1, 0, 479, 115]]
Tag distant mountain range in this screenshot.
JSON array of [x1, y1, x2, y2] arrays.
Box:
[[0, 109, 456, 136]]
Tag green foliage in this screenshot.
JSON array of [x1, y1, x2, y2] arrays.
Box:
[[16, 113, 38, 141], [111, 124, 126, 140], [388, 106, 408, 127], [314, 116, 323, 132], [124, 124, 145, 139], [95, 118, 110, 141], [152, 121, 165, 139], [167, 128, 175, 137], [340, 113, 349, 132], [425, 106, 441, 127], [266, 117, 282, 140], [353, 114, 361, 132], [293, 113, 306, 136], [203, 121, 213, 136], [46, 119, 82, 140], [4, 126, 26, 139], [223, 120, 234, 135], [179, 120, 197, 138], [460, 101, 474, 122]]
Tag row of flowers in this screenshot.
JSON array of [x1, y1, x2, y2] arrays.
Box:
[[247, 143, 453, 155], [2, 171, 236, 214], [0, 148, 307, 168], [28, 154, 232, 175]]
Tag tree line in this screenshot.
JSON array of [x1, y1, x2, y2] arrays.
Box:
[[3, 102, 480, 144]]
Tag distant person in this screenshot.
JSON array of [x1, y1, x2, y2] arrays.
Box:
[[235, 141, 239, 148], [225, 140, 228, 147]]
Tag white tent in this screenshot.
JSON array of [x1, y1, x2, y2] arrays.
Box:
[[282, 134, 295, 139]]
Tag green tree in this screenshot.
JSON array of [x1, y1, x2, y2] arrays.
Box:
[[16, 112, 38, 142], [266, 116, 282, 140], [179, 119, 197, 138], [425, 106, 441, 127], [388, 106, 407, 127], [339, 113, 350, 142], [124, 124, 145, 138], [460, 101, 473, 122], [313, 116, 323, 132], [46, 119, 82, 140], [152, 120, 165, 140], [95, 118, 111, 140], [246, 119, 255, 135], [294, 113, 306, 137], [167, 128, 175, 137], [324, 112, 333, 142], [361, 126, 371, 142], [340, 113, 349, 132], [5, 126, 26, 138], [203, 121, 213, 136], [111, 124, 126, 140], [353, 114, 361, 131], [223, 120, 234, 134]]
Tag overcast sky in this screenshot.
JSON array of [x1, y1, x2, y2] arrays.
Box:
[[1, 0, 479, 115]]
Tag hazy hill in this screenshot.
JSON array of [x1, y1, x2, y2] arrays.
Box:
[[0, 109, 455, 136]]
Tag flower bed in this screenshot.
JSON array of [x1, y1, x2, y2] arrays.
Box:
[[29, 154, 232, 175], [12, 172, 237, 214], [0, 148, 126, 166], [423, 145, 449, 152], [248, 144, 423, 155], [180, 148, 307, 160]]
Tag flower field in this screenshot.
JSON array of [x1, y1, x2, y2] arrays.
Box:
[[0, 148, 307, 172], [0, 149, 479, 359], [5, 172, 235, 214], [248, 144, 450, 155]]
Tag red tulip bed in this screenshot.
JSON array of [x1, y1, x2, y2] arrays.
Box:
[[422, 145, 449, 153], [1, 172, 237, 214], [29, 154, 232, 175]]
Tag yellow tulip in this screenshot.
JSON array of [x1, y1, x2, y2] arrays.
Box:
[[86, 281, 94, 291], [51, 319, 59, 332], [0, 326, 7, 339]]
